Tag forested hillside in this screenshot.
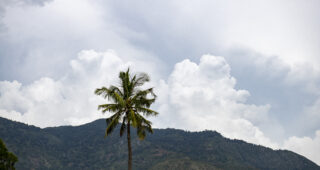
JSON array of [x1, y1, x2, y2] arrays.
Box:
[[0, 117, 319, 170]]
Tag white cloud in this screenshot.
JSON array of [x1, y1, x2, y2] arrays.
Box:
[[0, 50, 134, 127], [283, 130, 320, 165], [0, 51, 277, 148], [2, 50, 320, 164], [153, 54, 277, 148], [152, 54, 320, 164]]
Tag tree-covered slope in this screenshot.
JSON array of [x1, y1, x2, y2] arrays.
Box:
[[0, 117, 319, 170]]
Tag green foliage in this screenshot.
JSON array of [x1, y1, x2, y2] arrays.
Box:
[[0, 138, 18, 170], [0, 117, 319, 170], [94, 68, 158, 139]]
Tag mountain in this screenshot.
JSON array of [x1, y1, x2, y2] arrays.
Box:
[[0, 117, 319, 170]]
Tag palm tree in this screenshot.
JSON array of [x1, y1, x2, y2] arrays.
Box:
[[94, 68, 158, 170]]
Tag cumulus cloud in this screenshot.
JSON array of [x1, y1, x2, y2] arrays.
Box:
[[283, 130, 320, 165], [0, 50, 134, 127], [0, 51, 278, 148], [2, 50, 320, 164], [0, 51, 276, 147], [153, 54, 277, 148]]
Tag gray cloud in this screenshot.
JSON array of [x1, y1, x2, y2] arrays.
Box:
[[0, 0, 52, 7], [0, 0, 54, 81], [0, 0, 53, 22], [0, 0, 320, 165], [223, 48, 320, 139], [0, 0, 164, 83]]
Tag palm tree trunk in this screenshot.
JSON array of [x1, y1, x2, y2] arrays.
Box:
[[127, 122, 132, 170]]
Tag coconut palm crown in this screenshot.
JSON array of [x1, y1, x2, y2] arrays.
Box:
[[94, 68, 158, 170]]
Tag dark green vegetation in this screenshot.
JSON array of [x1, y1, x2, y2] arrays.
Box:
[[95, 68, 158, 170], [0, 117, 319, 170], [0, 138, 18, 170]]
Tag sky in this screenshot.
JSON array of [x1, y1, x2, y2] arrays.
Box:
[[0, 0, 320, 165]]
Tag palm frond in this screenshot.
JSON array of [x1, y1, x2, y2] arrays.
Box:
[[129, 109, 138, 128], [134, 88, 155, 98], [135, 113, 152, 128], [105, 112, 121, 137], [133, 73, 150, 87], [134, 107, 158, 117], [95, 87, 125, 106], [119, 69, 131, 99], [108, 85, 123, 97], [135, 113, 153, 140], [132, 88, 156, 108], [133, 97, 156, 108], [137, 127, 146, 140], [98, 103, 122, 113], [94, 87, 108, 96]]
